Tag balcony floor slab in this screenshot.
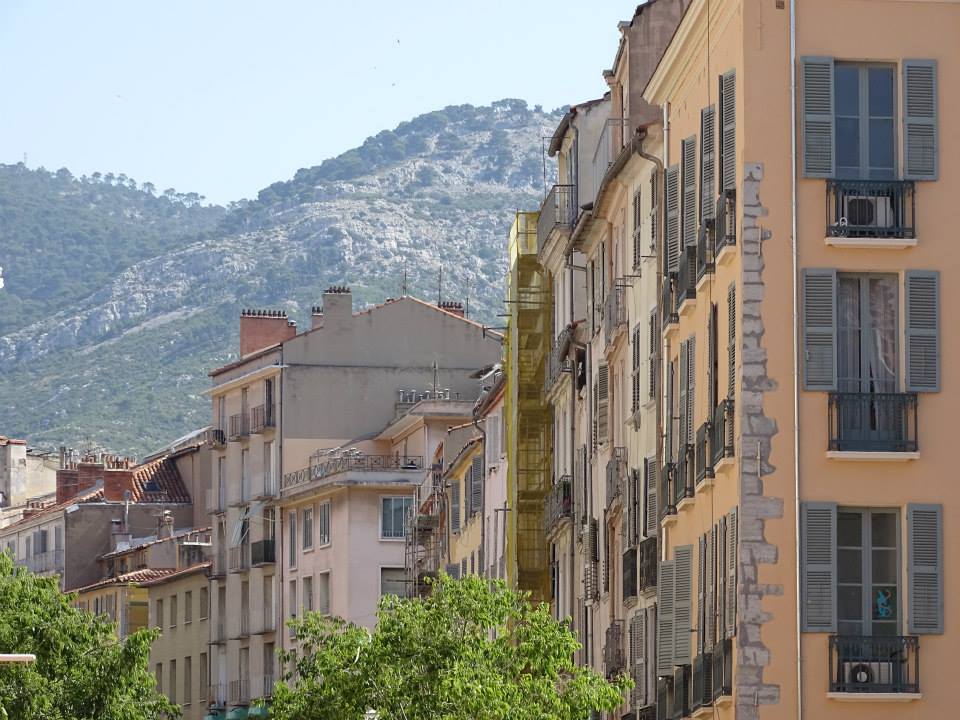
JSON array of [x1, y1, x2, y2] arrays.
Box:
[[825, 236, 917, 249], [826, 451, 919, 462], [827, 692, 921, 703]]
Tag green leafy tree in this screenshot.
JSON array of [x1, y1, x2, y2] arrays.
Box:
[[269, 574, 629, 720], [0, 554, 179, 720]]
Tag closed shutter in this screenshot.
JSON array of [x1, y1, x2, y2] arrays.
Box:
[[644, 457, 658, 538], [632, 325, 642, 415], [707, 525, 716, 646], [701, 105, 716, 221], [727, 284, 736, 397], [708, 303, 717, 411], [633, 189, 643, 269], [800, 502, 837, 632], [686, 336, 696, 445], [470, 455, 483, 517], [802, 269, 837, 391], [679, 341, 688, 453], [450, 479, 461, 534], [674, 545, 693, 665], [719, 70, 736, 191], [630, 612, 647, 703], [907, 503, 943, 634], [632, 469, 643, 545], [902, 60, 938, 180], [648, 309, 658, 400], [697, 535, 706, 653], [665, 165, 680, 273], [657, 560, 675, 675], [597, 364, 609, 444], [603, 511, 610, 595], [592, 376, 598, 452], [666, 361, 675, 461], [726, 508, 737, 637], [649, 171, 659, 253], [682, 136, 697, 247], [800, 57, 835, 177], [716, 516, 726, 643], [905, 270, 940, 392], [622, 472, 633, 547]]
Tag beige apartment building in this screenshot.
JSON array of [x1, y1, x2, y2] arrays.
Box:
[[0, 435, 57, 528], [207, 288, 501, 716]]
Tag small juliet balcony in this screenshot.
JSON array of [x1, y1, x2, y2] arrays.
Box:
[[711, 399, 735, 467], [544, 327, 572, 396], [605, 447, 627, 511], [228, 544, 250, 573], [677, 245, 697, 310], [827, 392, 918, 455], [674, 443, 695, 507], [250, 403, 276, 434], [828, 635, 919, 697], [712, 637, 733, 702], [603, 620, 626, 679], [207, 427, 226, 447], [228, 413, 249, 441], [603, 284, 627, 349], [544, 476, 573, 534], [696, 219, 715, 284], [537, 184, 576, 256], [695, 422, 714, 486], [715, 189, 737, 258], [659, 462, 677, 521], [661, 272, 679, 334], [638, 536, 657, 594], [251, 538, 275, 566], [692, 651, 713, 712], [826, 179, 915, 245]]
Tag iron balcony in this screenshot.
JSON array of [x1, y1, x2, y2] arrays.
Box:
[[829, 635, 919, 694], [677, 245, 697, 308], [711, 399, 735, 466], [228, 413, 249, 441], [826, 179, 915, 240], [715, 189, 736, 255], [537, 184, 576, 255], [544, 476, 573, 534], [638, 536, 658, 593], [251, 538, 275, 566], [827, 392, 918, 452], [250, 403, 276, 434]]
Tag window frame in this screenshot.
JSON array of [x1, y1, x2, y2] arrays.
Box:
[[380, 566, 407, 597], [834, 62, 899, 180], [302, 505, 314, 552], [287, 511, 297, 569], [318, 500, 331, 547], [380, 496, 413, 541]]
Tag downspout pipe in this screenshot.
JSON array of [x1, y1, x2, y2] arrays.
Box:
[[472, 416, 487, 580], [569, 329, 587, 644], [789, 0, 803, 718]]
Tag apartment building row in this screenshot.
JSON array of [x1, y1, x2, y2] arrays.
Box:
[[483, 0, 955, 718]]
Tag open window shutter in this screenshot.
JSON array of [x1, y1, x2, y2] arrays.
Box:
[[645, 457, 658, 537], [678, 341, 688, 453], [648, 310, 658, 400], [726, 508, 737, 637], [802, 269, 837, 391], [908, 503, 943, 634], [470, 455, 483, 516], [905, 270, 940, 392], [800, 57, 835, 177], [700, 105, 716, 221], [697, 535, 706, 653], [686, 336, 696, 445], [632, 325, 642, 414], [656, 560, 675, 676], [682, 136, 697, 247], [633, 189, 643, 269], [800, 502, 837, 632], [727, 284, 736, 398], [902, 60, 938, 180], [674, 545, 693, 665], [707, 525, 716, 646], [649, 171, 659, 253], [720, 70, 736, 191], [665, 165, 680, 273], [592, 376, 599, 452], [630, 612, 647, 703], [716, 516, 726, 642], [597, 364, 609, 444], [450, 479, 461, 534], [666, 362, 675, 461], [707, 307, 716, 412], [633, 469, 643, 545]]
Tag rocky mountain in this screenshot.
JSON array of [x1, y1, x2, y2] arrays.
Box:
[[0, 99, 561, 455]]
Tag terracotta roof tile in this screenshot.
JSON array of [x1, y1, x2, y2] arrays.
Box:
[[138, 562, 211, 587], [130, 455, 191, 504], [71, 568, 177, 594]]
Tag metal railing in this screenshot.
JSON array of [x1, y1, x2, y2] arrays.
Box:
[[622, 546, 637, 602], [639, 536, 657, 593], [256, 607, 276, 634], [828, 392, 918, 452], [261, 674, 275, 698], [544, 476, 573, 533], [207, 428, 226, 447], [826, 179, 915, 239], [712, 638, 733, 700], [677, 245, 697, 307], [251, 538, 275, 566], [592, 118, 630, 202], [661, 272, 679, 332], [250, 404, 276, 434], [228, 413, 249, 441], [228, 679, 249, 705], [659, 462, 677, 521], [715, 189, 736, 255], [829, 635, 919, 694], [695, 422, 714, 485], [692, 651, 713, 711], [696, 220, 715, 284], [228, 544, 250, 573], [212, 551, 227, 578], [711, 399, 735, 466], [604, 284, 627, 348], [674, 444, 695, 506], [606, 447, 627, 510], [282, 454, 424, 491], [604, 620, 626, 679], [21, 549, 64, 574], [544, 327, 572, 396], [538, 184, 576, 254], [239, 614, 250, 638], [208, 683, 226, 707]]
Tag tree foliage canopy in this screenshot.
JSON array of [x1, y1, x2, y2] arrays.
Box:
[[0, 554, 178, 720], [269, 574, 630, 720]]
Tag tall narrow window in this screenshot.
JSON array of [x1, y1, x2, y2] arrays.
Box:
[[381, 497, 412, 539], [318, 501, 331, 546], [837, 274, 898, 393], [287, 511, 297, 568], [835, 64, 896, 180], [302, 506, 314, 551], [837, 509, 899, 636]]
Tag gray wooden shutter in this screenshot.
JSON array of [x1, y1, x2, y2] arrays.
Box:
[[656, 560, 675, 675], [674, 545, 693, 665], [632, 325, 642, 415], [700, 105, 716, 221], [800, 56, 835, 177], [630, 612, 647, 702], [648, 309, 658, 400], [665, 165, 680, 273], [682, 136, 697, 247], [450, 479, 461, 534], [720, 70, 736, 191], [633, 189, 643, 269], [470, 455, 483, 517], [649, 171, 659, 253], [716, 516, 726, 642], [678, 341, 688, 452], [597, 363, 609, 444], [802, 269, 837, 391], [905, 270, 940, 392], [686, 336, 696, 445], [902, 60, 938, 180], [666, 361, 675, 461], [726, 508, 737, 637], [907, 503, 943, 634], [645, 457, 658, 538], [697, 535, 706, 653], [727, 284, 736, 398], [707, 305, 716, 412], [707, 525, 716, 646], [800, 502, 837, 632]]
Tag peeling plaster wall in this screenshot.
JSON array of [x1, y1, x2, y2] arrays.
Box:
[[736, 162, 784, 718]]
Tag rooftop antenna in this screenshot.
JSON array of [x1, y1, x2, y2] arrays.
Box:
[[465, 282, 471, 318], [432, 361, 439, 396], [401, 261, 408, 297], [437, 266, 443, 305]]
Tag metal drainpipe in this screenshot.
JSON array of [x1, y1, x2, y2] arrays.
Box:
[[570, 324, 586, 644], [472, 416, 487, 579]]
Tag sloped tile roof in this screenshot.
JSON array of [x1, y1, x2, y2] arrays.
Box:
[[71, 567, 177, 594], [130, 454, 191, 504]]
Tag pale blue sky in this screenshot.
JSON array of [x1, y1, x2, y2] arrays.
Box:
[[0, 1, 632, 204]]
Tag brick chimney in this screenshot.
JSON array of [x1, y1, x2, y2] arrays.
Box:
[[322, 287, 352, 329], [438, 300, 465, 317], [103, 467, 135, 502], [239, 309, 297, 356], [310, 305, 324, 330], [56, 462, 102, 504]]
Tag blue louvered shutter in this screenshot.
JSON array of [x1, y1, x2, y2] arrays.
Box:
[[673, 545, 693, 665], [682, 136, 697, 247], [907, 503, 943, 634], [801, 57, 835, 177], [665, 165, 680, 273], [902, 60, 938, 180], [905, 270, 940, 392], [700, 106, 716, 221], [657, 560, 675, 675], [802, 269, 837, 391], [801, 502, 837, 632]]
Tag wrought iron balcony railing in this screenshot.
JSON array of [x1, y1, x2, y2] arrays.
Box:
[[228, 413, 249, 441], [828, 392, 918, 453], [604, 620, 626, 679], [228, 544, 250, 573], [712, 638, 733, 701], [661, 272, 679, 332], [671, 664, 691, 720], [677, 245, 697, 307], [282, 454, 424, 491], [826, 179, 915, 240], [828, 635, 919, 694], [606, 447, 627, 510], [207, 427, 226, 447], [638, 536, 658, 593], [674, 444, 695, 506], [228, 678, 249, 705], [251, 538, 275, 566], [544, 327, 572, 395], [692, 651, 713, 712], [544, 476, 573, 534], [250, 404, 276, 434], [695, 422, 714, 485], [715, 189, 736, 255], [21, 549, 64, 574], [208, 683, 227, 707], [696, 220, 715, 284], [537, 184, 576, 254], [659, 462, 677, 521], [711, 399, 735, 466], [604, 284, 628, 348], [261, 674, 275, 699]]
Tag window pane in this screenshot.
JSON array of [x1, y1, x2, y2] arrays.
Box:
[[872, 549, 897, 585], [835, 65, 860, 116], [837, 512, 862, 547], [382, 499, 392, 536], [836, 118, 860, 176], [871, 513, 897, 547], [867, 279, 898, 392], [838, 586, 862, 622], [868, 67, 894, 117], [868, 119, 895, 177], [872, 586, 897, 621], [838, 548, 862, 583]]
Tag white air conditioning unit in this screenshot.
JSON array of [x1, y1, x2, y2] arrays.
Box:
[[841, 660, 893, 688], [842, 195, 894, 229]]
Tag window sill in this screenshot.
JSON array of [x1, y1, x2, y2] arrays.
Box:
[[379, 537, 405, 542], [827, 692, 922, 703], [824, 236, 917, 250], [714, 695, 733, 708], [826, 451, 919, 462], [716, 244, 736, 266], [692, 707, 714, 719]]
